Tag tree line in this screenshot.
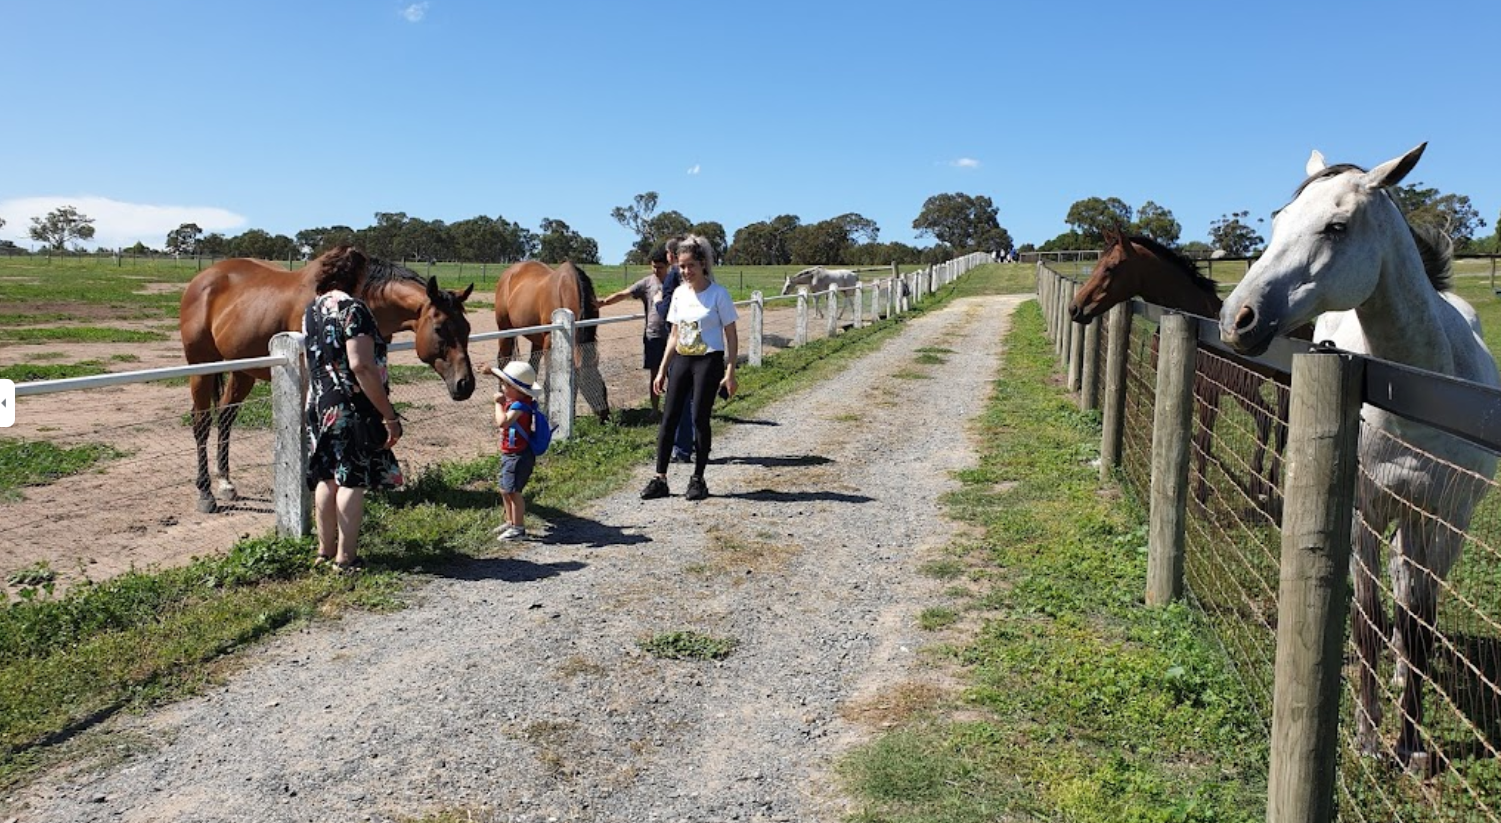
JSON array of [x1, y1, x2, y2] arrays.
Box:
[[5, 181, 1497, 264]]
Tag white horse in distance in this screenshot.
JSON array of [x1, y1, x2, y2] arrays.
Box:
[[780, 266, 859, 320]]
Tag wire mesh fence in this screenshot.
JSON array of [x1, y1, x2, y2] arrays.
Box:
[[1039, 260, 1501, 821]]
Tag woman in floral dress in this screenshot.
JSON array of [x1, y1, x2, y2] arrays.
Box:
[[302, 245, 404, 570]]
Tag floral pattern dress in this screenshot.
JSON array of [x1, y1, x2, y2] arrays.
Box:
[[302, 291, 403, 491]]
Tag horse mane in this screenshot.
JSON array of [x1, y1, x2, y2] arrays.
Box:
[[571, 263, 600, 344], [1126, 235, 1218, 299], [359, 257, 425, 299], [1408, 221, 1454, 292], [1291, 162, 1454, 292]]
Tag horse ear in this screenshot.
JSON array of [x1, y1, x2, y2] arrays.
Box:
[[1361, 142, 1426, 191], [458, 283, 474, 303], [1306, 149, 1327, 176], [425, 275, 442, 302]]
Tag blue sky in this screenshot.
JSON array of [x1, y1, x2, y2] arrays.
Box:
[[3, 0, 1497, 262]]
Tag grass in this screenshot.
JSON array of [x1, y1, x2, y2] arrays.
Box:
[[637, 630, 739, 661], [838, 300, 1268, 823], [0, 361, 111, 382], [0, 326, 170, 344], [0, 265, 1011, 792], [0, 438, 125, 501]]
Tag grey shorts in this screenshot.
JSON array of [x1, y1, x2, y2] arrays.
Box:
[[500, 450, 535, 493]]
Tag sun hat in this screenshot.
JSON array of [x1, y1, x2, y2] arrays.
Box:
[[491, 361, 542, 397]]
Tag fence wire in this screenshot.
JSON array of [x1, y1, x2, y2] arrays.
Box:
[[1094, 297, 1501, 822]]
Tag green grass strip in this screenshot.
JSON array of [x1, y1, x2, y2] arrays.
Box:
[[839, 300, 1268, 823]]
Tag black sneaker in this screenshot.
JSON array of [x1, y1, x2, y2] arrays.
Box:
[[640, 477, 670, 500], [685, 475, 708, 501]]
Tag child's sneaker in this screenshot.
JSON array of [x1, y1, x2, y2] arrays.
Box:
[[640, 477, 670, 500], [685, 475, 709, 501], [495, 524, 520, 541], [497, 526, 527, 541]]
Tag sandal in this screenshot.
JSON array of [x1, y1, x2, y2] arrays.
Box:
[[333, 558, 366, 574], [312, 555, 335, 568]]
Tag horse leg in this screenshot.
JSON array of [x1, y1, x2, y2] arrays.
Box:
[[1192, 376, 1217, 507], [1392, 522, 1454, 768], [1352, 503, 1390, 756], [578, 343, 611, 423], [188, 375, 218, 513], [214, 372, 257, 501]]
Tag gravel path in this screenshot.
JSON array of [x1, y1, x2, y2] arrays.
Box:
[[7, 294, 1028, 823]]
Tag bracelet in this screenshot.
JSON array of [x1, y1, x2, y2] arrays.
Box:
[[384, 418, 401, 425]]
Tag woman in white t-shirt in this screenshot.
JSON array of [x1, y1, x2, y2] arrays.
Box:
[[640, 234, 738, 502]]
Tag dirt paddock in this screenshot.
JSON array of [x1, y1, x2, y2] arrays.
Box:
[[0, 291, 828, 597]]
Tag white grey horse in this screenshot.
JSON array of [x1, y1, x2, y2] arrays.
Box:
[[1219, 143, 1501, 765], [780, 266, 859, 320]]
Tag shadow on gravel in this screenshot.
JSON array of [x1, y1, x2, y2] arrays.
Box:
[[531, 511, 653, 549], [439, 556, 588, 582], [727, 489, 875, 504], [712, 454, 832, 467], [714, 415, 781, 427]]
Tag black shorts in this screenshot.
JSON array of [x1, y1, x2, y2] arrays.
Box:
[[643, 336, 667, 371]]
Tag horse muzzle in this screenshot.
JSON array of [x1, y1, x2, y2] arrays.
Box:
[[1219, 304, 1276, 357]]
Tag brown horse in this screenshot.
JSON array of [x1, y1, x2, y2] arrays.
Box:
[[180, 252, 476, 512], [493, 260, 610, 421], [1069, 230, 1292, 513]]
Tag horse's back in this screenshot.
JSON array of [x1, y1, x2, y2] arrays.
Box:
[[181, 259, 312, 364]]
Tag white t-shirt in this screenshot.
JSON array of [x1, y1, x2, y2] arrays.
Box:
[[667, 280, 738, 355]]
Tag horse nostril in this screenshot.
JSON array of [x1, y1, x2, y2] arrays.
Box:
[[1068, 305, 1080, 320], [1234, 305, 1257, 332]]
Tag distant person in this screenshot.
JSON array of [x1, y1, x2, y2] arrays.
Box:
[[492, 361, 544, 541], [302, 244, 404, 572], [656, 236, 695, 462], [641, 234, 738, 502], [599, 246, 671, 418]]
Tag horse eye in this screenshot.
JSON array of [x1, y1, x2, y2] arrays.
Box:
[[1323, 221, 1347, 237]]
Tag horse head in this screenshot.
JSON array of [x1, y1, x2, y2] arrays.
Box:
[[414, 275, 477, 401], [1220, 143, 1426, 356], [1069, 230, 1141, 324]]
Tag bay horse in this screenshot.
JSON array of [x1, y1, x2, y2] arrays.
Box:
[[180, 251, 476, 512], [1221, 143, 1500, 766], [493, 260, 610, 421], [780, 266, 859, 319], [1069, 230, 1292, 511]]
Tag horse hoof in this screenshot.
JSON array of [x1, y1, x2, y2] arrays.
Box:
[[196, 497, 218, 514], [217, 482, 238, 501]]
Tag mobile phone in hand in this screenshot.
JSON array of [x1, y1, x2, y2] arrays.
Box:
[[718, 384, 730, 400]]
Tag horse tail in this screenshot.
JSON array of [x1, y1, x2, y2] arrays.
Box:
[[572, 264, 600, 344]]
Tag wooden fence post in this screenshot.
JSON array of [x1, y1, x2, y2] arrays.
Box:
[[1067, 311, 1086, 390], [1080, 317, 1101, 411], [547, 308, 576, 442], [826, 288, 839, 338], [749, 291, 764, 367], [1146, 313, 1196, 605], [1267, 351, 1362, 823], [270, 332, 310, 538], [796, 287, 809, 346], [1099, 303, 1132, 481], [853, 283, 864, 329]]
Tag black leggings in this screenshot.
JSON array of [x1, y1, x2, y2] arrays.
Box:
[[656, 352, 724, 476]]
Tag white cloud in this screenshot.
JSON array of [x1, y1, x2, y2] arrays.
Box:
[[950, 157, 981, 169], [686, 164, 701, 175], [0, 196, 247, 250], [401, 3, 429, 22]]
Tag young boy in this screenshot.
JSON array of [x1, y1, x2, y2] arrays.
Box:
[[492, 361, 543, 541]]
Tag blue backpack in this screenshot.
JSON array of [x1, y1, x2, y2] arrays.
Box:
[[510, 401, 554, 455]]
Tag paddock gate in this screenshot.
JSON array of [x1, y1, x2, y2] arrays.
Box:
[[1038, 262, 1501, 822]]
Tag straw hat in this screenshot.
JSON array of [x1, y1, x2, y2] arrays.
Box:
[[491, 361, 542, 397]]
